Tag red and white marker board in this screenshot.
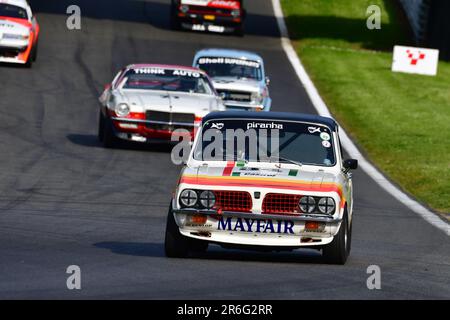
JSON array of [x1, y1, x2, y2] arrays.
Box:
[[392, 45, 439, 76]]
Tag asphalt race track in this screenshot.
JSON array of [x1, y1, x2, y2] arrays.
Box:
[[0, 0, 449, 299]]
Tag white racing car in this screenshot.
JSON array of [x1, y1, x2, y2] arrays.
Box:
[[98, 64, 226, 147], [193, 49, 271, 111], [0, 0, 39, 67], [165, 111, 358, 264]]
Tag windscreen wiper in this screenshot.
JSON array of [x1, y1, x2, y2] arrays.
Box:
[[270, 156, 303, 168]]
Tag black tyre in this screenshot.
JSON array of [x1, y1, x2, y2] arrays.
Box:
[[170, 3, 181, 30], [322, 212, 351, 265], [165, 205, 190, 258], [32, 40, 38, 62], [234, 24, 244, 37], [98, 110, 105, 142], [170, 17, 181, 31], [164, 205, 208, 258], [24, 49, 33, 68], [102, 116, 117, 148]]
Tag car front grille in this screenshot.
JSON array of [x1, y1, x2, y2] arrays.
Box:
[[145, 111, 195, 130], [0, 48, 21, 57], [146, 110, 170, 123], [262, 193, 302, 215], [187, 5, 233, 16], [214, 191, 252, 212], [217, 90, 252, 102]]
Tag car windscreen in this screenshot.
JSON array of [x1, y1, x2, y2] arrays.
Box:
[[197, 57, 262, 81], [193, 119, 336, 167], [0, 4, 28, 19], [122, 68, 214, 94]]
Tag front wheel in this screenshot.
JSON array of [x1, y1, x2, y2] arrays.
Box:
[[102, 115, 117, 148], [170, 17, 181, 31], [98, 110, 105, 142], [165, 206, 190, 258], [322, 212, 351, 265], [24, 49, 33, 68], [234, 24, 244, 37], [164, 205, 208, 258], [170, 3, 181, 30], [32, 40, 38, 62]]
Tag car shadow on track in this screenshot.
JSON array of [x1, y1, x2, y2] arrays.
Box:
[[199, 246, 324, 265], [66, 134, 174, 153], [94, 241, 325, 264], [94, 241, 165, 257]]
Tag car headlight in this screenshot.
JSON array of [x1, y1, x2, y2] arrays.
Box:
[[180, 189, 198, 208], [3, 33, 29, 40], [180, 5, 189, 13], [318, 197, 336, 215], [251, 92, 263, 104], [115, 103, 130, 117], [199, 190, 216, 209], [299, 196, 316, 213], [231, 9, 241, 17]]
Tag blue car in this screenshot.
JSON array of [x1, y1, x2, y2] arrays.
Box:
[[193, 48, 272, 112]]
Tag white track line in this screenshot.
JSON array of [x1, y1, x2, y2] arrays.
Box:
[[271, 0, 449, 236]]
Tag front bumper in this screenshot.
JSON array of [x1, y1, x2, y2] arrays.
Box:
[[221, 97, 272, 112], [224, 102, 269, 112], [111, 117, 197, 143], [177, 13, 242, 33], [173, 207, 342, 247], [0, 45, 29, 64]]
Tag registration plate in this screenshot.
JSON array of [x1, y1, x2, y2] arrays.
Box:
[[207, 25, 225, 33], [192, 24, 225, 33], [192, 24, 206, 31]]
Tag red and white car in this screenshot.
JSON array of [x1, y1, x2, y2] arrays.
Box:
[[98, 64, 226, 147], [0, 0, 39, 67], [170, 0, 246, 36]]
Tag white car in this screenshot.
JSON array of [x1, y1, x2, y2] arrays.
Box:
[[165, 111, 358, 264], [98, 64, 226, 147], [193, 48, 271, 111], [0, 0, 39, 67]]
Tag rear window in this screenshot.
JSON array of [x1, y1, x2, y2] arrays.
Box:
[[0, 4, 28, 19]]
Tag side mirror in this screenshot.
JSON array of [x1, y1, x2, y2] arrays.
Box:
[[343, 159, 358, 171], [265, 76, 270, 86]]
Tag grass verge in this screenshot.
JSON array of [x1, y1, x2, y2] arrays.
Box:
[[281, 0, 450, 216]]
